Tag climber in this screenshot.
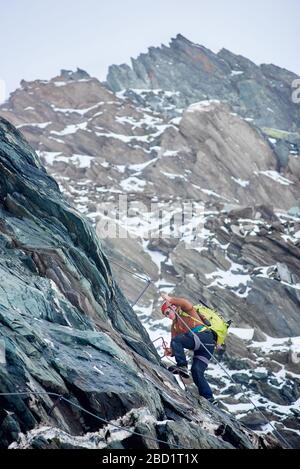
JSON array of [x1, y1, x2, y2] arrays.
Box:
[[161, 293, 217, 402]]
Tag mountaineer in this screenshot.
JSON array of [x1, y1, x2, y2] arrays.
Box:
[[161, 293, 229, 403]]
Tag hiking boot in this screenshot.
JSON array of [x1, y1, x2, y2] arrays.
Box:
[[208, 398, 219, 406], [208, 398, 227, 411], [168, 365, 190, 379]]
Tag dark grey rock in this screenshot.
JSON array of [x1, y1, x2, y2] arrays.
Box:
[[231, 373, 250, 385], [252, 371, 268, 381], [252, 328, 267, 342], [60, 68, 91, 81]]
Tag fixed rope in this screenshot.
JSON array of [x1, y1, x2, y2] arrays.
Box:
[[108, 257, 152, 307], [0, 391, 185, 449]]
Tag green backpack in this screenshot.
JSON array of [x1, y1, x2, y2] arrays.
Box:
[[194, 305, 230, 346]]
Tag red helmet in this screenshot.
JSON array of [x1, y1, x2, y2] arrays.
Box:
[[161, 301, 169, 315], [161, 301, 176, 316]]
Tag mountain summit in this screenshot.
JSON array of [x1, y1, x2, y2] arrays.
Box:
[[107, 33, 300, 168]]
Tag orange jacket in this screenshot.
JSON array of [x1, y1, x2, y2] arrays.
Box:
[[169, 297, 206, 339]]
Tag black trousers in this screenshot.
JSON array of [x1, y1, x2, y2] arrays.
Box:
[[171, 330, 216, 400]]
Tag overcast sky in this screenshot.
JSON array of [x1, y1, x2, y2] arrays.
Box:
[[0, 0, 299, 101]]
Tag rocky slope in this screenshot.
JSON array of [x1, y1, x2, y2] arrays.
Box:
[[0, 35, 300, 447], [0, 116, 271, 450]]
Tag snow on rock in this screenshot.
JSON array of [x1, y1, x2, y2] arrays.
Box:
[[186, 100, 221, 113], [230, 328, 255, 341], [128, 158, 158, 172], [205, 257, 252, 298], [230, 70, 244, 76], [231, 177, 250, 188], [162, 150, 179, 157], [70, 154, 95, 168], [50, 122, 88, 136], [201, 188, 233, 202], [257, 171, 294, 186], [37, 151, 62, 165], [120, 176, 146, 192], [38, 152, 95, 168], [161, 171, 186, 180], [52, 81, 68, 87], [17, 121, 52, 129], [51, 101, 105, 115]]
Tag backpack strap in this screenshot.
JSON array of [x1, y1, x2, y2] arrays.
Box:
[[180, 310, 211, 328], [179, 310, 203, 324], [178, 310, 210, 336]]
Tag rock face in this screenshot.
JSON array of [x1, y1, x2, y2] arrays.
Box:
[[144, 101, 299, 208], [0, 117, 267, 449], [106, 34, 300, 173]]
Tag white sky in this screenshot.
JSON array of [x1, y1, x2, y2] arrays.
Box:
[[0, 0, 299, 101]]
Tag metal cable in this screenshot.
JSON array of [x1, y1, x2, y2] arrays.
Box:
[[108, 257, 153, 307], [0, 391, 185, 449], [131, 279, 152, 307], [108, 257, 151, 283]]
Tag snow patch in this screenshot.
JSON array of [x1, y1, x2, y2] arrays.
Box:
[[231, 70, 244, 76], [201, 188, 232, 202], [162, 150, 179, 157], [93, 365, 104, 376], [206, 257, 252, 297], [257, 171, 294, 186], [51, 122, 88, 136], [231, 177, 250, 188], [120, 177, 146, 192], [53, 81, 68, 87], [161, 171, 186, 180], [187, 100, 221, 113], [17, 121, 51, 129], [230, 328, 255, 341], [51, 101, 104, 115], [128, 158, 158, 172]]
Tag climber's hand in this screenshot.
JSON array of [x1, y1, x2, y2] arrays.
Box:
[[161, 292, 172, 303], [164, 347, 173, 357]]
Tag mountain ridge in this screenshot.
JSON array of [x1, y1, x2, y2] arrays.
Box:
[[0, 34, 300, 447]]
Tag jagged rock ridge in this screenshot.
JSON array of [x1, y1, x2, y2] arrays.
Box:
[[106, 34, 300, 170]]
